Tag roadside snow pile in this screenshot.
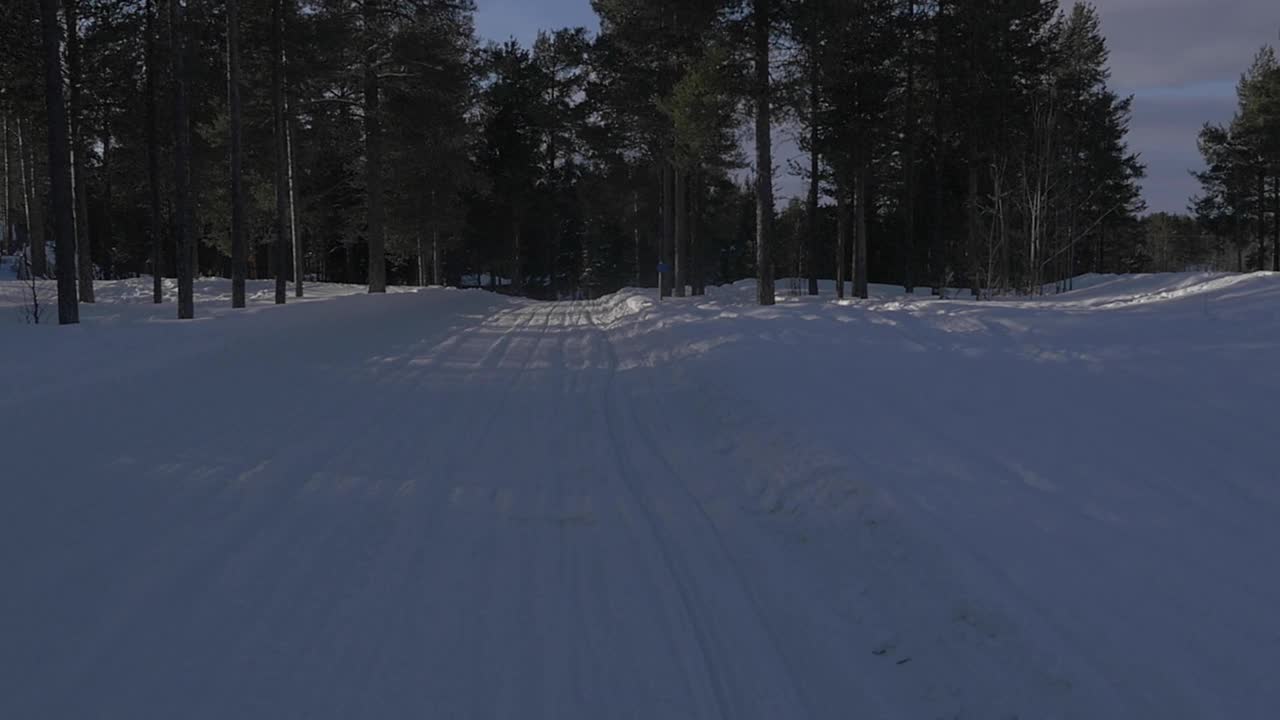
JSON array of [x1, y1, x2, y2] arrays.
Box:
[[1045, 271, 1274, 310], [588, 290, 656, 327]]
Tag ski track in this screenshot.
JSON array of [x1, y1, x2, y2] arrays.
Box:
[[2, 275, 1278, 718]]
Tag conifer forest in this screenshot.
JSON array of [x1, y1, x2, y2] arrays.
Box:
[[3, 3, 1279, 718]]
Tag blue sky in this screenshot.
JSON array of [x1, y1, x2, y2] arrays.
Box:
[[475, 0, 597, 46], [474, 0, 1279, 214]]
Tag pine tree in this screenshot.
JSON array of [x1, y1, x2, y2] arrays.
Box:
[[363, 0, 387, 293], [64, 0, 94, 302], [171, 0, 194, 319], [2, 97, 11, 255], [591, 0, 732, 298], [229, 0, 247, 307], [476, 40, 545, 293], [272, 0, 289, 304], [145, 0, 164, 304], [38, 0, 79, 323], [822, 0, 896, 300], [752, 0, 776, 305], [664, 46, 739, 296], [1194, 45, 1279, 272]]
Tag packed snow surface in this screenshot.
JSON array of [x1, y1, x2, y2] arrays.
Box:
[[2, 273, 1278, 718]]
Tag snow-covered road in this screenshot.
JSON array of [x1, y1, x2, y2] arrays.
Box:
[[2, 275, 1278, 718]]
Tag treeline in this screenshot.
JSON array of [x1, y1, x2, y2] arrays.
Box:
[[1194, 44, 1280, 273], [1, 0, 1144, 323]]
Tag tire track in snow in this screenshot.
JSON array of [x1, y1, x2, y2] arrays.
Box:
[[623, 356, 815, 719], [591, 315, 729, 720], [589, 304, 812, 720]]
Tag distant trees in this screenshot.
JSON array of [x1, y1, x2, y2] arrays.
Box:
[[1134, 213, 1210, 273], [590, 0, 737, 299], [384, 3, 476, 288], [2, 0, 47, 279], [474, 40, 541, 294], [1193, 46, 1280, 273], [1, 0, 1150, 315]]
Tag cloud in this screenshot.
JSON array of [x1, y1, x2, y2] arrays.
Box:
[[1126, 91, 1238, 212], [1091, 0, 1278, 92], [1089, 0, 1278, 212]]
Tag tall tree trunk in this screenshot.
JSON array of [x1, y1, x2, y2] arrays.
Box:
[[691, 171, 704, 295], [835, 190, 846, 300], [929, 9, 946, 296], [1273, 173, 1279, 273], [997, 165, 1009, 288], [511, 222, 523, 293], [805, 14, 820, 297], [854, 164, 869, 299], [549, 217, 560, 297], [416, 234, 426, 285], [546, 125, 560, 298], [288, 116, 302, 296], [38, 0, 79, 323], [1067, 207, 1076, 290], [146, 0, 163, 303], [285, 42, 302, 298], [660, 162, 673, 297], [272, 0, 287, 304], [804, 126, 821, 296], [674, 167, 687, 297], [363, 0, 386, 293], [1234, 216, 1243, 272], [1096, 224, 1104, 275], [967, 157, 980, 296], [99, 126, 113, 279], [2, 102, 10, 255], [806, 148, 820, 296], [171, 0, 194, 319], [65, 0, 94, 302], [228, 0, 247, 307], [753, 0, 775, 306], [18, 117, 47, 277], [901, 0, 917, 295], [432, 227, 441, 286], [1259, 170, 1268, 272], [631, 185, 641, 286], [416, 189, 432, 287]]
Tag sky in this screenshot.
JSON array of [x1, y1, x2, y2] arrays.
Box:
[[474, 0, 1280, 215]]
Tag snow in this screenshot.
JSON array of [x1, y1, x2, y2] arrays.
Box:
[[0, 255, 18, 282], [2, 272, 1278, 718]]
